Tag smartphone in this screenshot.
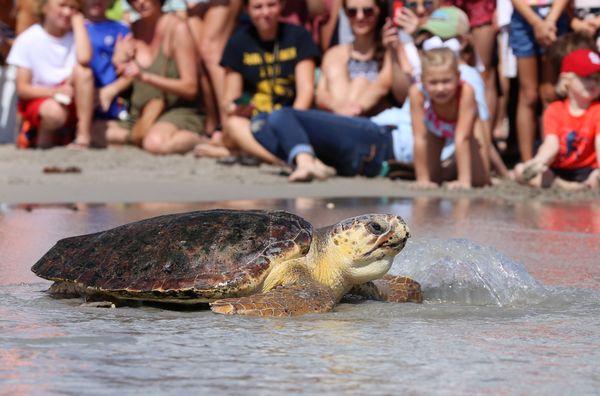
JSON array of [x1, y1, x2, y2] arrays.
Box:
[[389, 0, 404, 27]]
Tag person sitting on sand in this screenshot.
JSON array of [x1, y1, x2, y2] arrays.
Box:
[[72, 0, 130, 148], [315, 0, 392, 117], [514, 49, 600, 190], [193, 0, 322, 181], [7, 0, 96, 149], [106, 0, 204, 155]]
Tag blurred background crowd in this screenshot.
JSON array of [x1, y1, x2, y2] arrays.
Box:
[[0, 0, 599, 187]]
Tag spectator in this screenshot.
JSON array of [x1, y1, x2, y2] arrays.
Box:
[[379, 7, 511, 180], [8, 0, 95, 149], [452, 0, 498, 156], [187, 0, 242, 133], [570, 0, 600, 47], [410, 47, 490, 188], [514, 49, 600, 189], [316, 0, 392, 117], [509, 0, 569, 161], [385, 0, 442, 103], [280, 0, 336, 51], [74, 0, 130, 147], [194, 0, 320, 172], [108, 0, 204, 154], [493, 0, 517, 152]]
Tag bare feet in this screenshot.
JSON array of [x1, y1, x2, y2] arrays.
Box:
[[288, 156, 336, 182], [193, 143, 232, 158]]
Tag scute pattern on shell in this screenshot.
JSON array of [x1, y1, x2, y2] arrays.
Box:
[[31, 209, 313, 297]]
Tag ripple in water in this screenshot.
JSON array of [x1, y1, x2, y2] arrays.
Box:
[[393, 238, 548, 306]]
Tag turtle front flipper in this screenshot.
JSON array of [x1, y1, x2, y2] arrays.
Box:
[[210, 280, 337, 317], [347, 275, 423, 303]]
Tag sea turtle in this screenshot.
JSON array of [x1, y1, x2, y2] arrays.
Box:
[[32, 209, 422, 316]]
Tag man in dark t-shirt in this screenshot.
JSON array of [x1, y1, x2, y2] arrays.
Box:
[[220, 21, 320, 115]]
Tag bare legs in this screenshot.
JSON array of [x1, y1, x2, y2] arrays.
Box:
[[105, 120, 202, 155], [72, 64, 105, 147], [515, 56, 538, 161], [36, 99, 69, 148], [188, 0, 242, 127]]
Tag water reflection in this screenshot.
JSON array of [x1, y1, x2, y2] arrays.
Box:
[[1, 197, 599, 289]]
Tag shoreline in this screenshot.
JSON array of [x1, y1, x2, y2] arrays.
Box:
[[1, 145, 599, 204]]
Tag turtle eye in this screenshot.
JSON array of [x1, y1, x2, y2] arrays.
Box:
[[367, 221, 385, 235]]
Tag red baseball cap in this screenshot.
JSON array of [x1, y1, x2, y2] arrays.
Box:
[[561, 49, 600, 77]]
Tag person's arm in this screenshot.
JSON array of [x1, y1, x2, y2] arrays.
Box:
[[71, 13, 92, 66], [307, 0, 326, 16], [511, 0, 544, 26], [546, 0, 569, 25], [453, 84, 477, 188], [529, 134, 560, 165], [355, 51, 393, 112], [315, 47, 350, 112], [130, 21, 198, 100], [318, 0, 341, 51], [15, 67, 68, 100], [293, 58, 315, 110], [409, 84, 433, 185], [528, 102, 561, 166], [382, 18, 412, 105]]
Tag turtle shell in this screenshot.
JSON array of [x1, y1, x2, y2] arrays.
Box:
[[32, 209, 313, 301]]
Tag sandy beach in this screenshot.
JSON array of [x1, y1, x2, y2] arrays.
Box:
[[1, 144, 599, 204]]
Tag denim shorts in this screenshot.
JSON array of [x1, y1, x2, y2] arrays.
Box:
[[509, 6, 569, 57]]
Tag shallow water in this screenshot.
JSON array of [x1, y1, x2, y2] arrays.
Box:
[[1, 197, 599, 395]]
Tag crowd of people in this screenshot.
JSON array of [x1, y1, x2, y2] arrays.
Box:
[[0, 0, 599, 189]]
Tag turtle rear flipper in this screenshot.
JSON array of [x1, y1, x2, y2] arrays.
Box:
[[210, 280, 336, 317], [347, 275, 423, 303]]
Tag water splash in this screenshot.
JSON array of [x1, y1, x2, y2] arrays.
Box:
[[393, 238, 547, 306]]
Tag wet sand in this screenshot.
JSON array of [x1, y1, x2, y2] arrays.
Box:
[[1, 144, 599, 204]]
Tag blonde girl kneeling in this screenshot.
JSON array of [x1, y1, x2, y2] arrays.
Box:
[[410, 47, 490, 189]]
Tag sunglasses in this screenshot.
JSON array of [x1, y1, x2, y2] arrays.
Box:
[[405, 1, 435, 10], [345, 6, 376, 18]]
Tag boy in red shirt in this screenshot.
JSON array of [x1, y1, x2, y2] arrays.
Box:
[[515, 49, 600, 189]]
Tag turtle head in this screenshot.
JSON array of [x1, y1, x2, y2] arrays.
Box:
[[328, 214, 410, 285]]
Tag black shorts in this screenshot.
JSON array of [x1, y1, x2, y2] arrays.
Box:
[[551, 167, 595, 183]]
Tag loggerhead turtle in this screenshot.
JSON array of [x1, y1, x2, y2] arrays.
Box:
[[31, 209, 422, 316]]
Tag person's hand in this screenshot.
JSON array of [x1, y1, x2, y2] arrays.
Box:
[[394, 7, 419, 36], [571, 18, 598, 38], [114, 33, 135, 66], [414, 179, 438, 189], [382, 18, 401, 51], [122, 61, 142, 79], [336, 102, 362, 117], [54, 83, 74, 99], [533, 19, 557, 47], [514, 160, 546, 183], [70, 12, 85, 28], [444, 180, 471, 190]]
